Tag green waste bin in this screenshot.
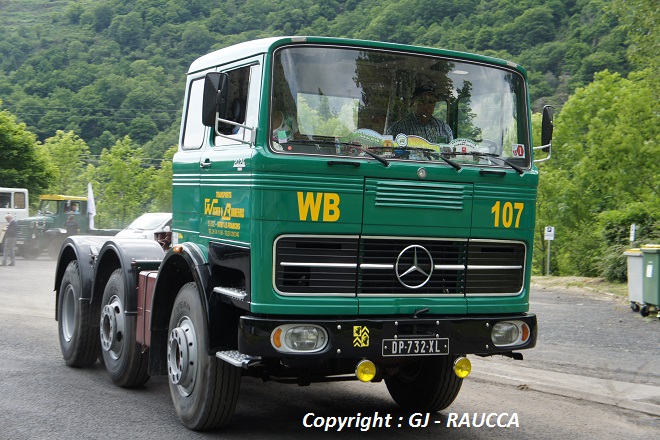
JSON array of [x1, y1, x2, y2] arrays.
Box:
[[641, 246, 660, 316], [624, 249, 644, 311]]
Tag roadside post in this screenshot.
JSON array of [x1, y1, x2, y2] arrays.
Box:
[[544, 226, 555, 275]]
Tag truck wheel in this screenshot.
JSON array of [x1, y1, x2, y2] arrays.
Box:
[[58, 260, 99, 367], [168, 282, 241, 431], [99, 269, 150, 387], [385, 355, 463, 412]]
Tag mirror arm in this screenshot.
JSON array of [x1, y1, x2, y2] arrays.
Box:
[[213, 112, 257, 145], [533, 143, 552, 163]]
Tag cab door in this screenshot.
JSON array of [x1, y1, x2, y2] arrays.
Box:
[[199, 60, 263, 247], [172, 75, 208, 245]]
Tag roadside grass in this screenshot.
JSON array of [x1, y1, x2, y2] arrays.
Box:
[[531, 276, 629, 299]]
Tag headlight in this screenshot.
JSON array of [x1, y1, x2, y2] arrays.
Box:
[[271, 324, 328, 353], [491, 321, 530, 347]]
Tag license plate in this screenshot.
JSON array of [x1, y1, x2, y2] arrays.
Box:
[[382, 338, 449, 356]]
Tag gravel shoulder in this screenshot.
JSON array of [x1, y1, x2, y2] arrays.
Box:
[[531, 275, 629, 299]]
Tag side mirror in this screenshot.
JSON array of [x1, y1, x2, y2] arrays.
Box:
[[541, 105, 554, 148], [202, 72, 229, 127], [534, 105, 554, 163]]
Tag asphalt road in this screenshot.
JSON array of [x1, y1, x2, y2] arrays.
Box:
[[0, 257, 658, 439]]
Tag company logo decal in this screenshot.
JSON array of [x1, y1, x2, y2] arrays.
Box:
[[395, 245, 434, 289], [353, 326, 369, 348], [297, 192, 340, 222], [204, 191, 244, 239]]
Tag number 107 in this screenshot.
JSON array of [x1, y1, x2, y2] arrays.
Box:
[[491, 201, 524, 228]]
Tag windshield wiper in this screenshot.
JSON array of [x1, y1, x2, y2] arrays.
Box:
[[343, 142, 390, 167], [289, 139, 389, 167], [391, 146, 461, 171], [432, 152, 462, 171], [453, 152, 525, 175]]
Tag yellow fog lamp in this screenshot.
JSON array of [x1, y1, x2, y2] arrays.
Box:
[[355, 359, 377, 382], [453, 356, 471, 378]]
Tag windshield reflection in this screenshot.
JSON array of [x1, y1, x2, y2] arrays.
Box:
[[271, 46, 529, 168]]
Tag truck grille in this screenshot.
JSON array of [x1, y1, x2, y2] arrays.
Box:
[[274, 236, 525, 296], [274, 236, 358, 296], [16, 224, 29, 240]]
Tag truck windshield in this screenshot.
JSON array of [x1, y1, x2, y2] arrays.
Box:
[[270, 45, 530, 167]]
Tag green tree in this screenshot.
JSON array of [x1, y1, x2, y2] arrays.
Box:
[[610, 0, 660, 71], [94, 136, 155, 228], [148, 145, 176, 212], [537, 69, 659, 277], [0, 100, 52, 198], [42, 130, 90, 195]]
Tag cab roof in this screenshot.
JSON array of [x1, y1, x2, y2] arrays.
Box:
[[40, 194, 87, 201], [187, 36, 525, 77]]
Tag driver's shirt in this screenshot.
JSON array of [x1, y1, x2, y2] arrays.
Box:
[[387, 113, 453, 144]]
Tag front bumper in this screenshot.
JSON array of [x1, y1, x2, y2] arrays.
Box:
[[238, 314, 537, 361]]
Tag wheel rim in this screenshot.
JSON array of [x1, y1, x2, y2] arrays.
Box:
[[168, 316, 198, 396], [61, 285, 76, 343], [100, 295, 125, 360]]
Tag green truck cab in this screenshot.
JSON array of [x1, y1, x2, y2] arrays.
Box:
[[53, 37, 553, 431]]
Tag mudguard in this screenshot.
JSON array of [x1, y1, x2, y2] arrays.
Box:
[[53, 236, 164, 321], [54, 236, 112, 320], [91, 238, 165, 315], [148, 242, 215, 375]]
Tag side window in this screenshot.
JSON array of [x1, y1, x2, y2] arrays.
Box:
[[214, 65, 252, 145], [0, 192, 9, 209], [14, 192, 25, 209], [182, 78, 206, 150]]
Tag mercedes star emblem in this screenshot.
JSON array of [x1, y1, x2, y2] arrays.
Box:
[[395, 245, 434, 289]]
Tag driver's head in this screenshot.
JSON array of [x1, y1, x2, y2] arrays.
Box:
[[412, 85, 439, 124]]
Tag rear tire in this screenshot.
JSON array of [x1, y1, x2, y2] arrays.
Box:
[[168, 282, 241, 431], [385, 355, 463, 412], [58, 260, 99, 367], [99, 269, 150, 387]]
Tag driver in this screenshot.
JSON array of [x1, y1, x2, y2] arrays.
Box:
[[387, 84, 453, 144]]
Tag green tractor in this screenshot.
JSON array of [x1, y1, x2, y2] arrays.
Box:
[[16, 194, 118, 259]]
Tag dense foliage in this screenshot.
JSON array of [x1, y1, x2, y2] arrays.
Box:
[[0, 0, 630, 157], [0, 0, 657, 276]]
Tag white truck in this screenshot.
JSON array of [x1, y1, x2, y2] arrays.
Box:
[[0, 187, 29, 254]]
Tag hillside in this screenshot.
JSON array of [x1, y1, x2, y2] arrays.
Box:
[[0, 0, 629, 158]]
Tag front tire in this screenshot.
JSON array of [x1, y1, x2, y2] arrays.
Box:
[[168, 282, 241, 431], [58, 260, 99, 367], [99, 269, 149, 387], [385, 355, 463, 412]]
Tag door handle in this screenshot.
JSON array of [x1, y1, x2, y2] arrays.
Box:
[[200, 158, 211, 169]]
